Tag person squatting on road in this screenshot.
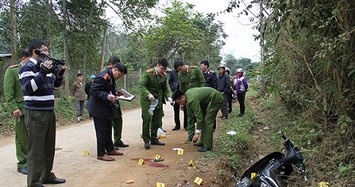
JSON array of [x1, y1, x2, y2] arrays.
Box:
[[172, 87, 224, 152], [70, 73, 86, 123], [19, 39, 66, 186], [139, 58, 171, 149], [235, 68, 249, 117], [4, 49, 30, 175], [86, 63, 127, 161], [174, 58, 205, 142]]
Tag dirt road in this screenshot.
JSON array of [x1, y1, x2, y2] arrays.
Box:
[[0, 105, 218, 187]]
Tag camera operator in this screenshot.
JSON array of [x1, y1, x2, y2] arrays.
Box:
[[86, 63, 127, 161], [19, 39, 66, 186]]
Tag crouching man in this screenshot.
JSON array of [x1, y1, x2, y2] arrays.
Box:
[[172, 87, 223, 152]]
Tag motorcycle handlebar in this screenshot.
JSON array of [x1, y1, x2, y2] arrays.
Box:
[[279, 131, 287, 140]]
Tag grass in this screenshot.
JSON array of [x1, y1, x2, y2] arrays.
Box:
[[207, 84, 354, 186], [200, 89, 258, 186]]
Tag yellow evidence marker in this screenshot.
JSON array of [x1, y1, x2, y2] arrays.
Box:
[[138, 159, 145, 165], [82, 150, 90, 156], [177, 149, 184, 155], [194, 177, 203, 185], [251, 172, 256, 179], [156, 182, 165, 187], [188, 159, 195, 167]]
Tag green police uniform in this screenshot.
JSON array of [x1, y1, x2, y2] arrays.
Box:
[[185, 87, 224, 149], [112, 81, 124, 147], [178, 65, 205, 138], [3, 63, 28, 170], [140, 68, 169, 143], [97, 66, 124, 147]]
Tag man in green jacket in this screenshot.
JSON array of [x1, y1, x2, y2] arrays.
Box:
[[174, 58, 205, 142], [172, 87, 224, 152], [3, 49, 30, 174], [140, 58, 170, 149], [70, 73, 86, 123]]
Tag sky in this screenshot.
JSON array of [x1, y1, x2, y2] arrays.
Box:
[[105, 0, 261, 62], [182, 0, 261, 62]]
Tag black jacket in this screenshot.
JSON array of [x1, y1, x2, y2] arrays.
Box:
[[86, 69, 115, 119], [168, 69, 179, 92], [203, 70, 217, 90], [217, 73, 231, 94]]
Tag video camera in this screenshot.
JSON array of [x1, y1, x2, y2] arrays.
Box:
[[34, 49, 66, 78]]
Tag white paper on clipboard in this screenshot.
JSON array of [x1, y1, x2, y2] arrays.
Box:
[[116, 88, 135, 102]]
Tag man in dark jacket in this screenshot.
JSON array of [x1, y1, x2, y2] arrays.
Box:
[[169, 69, 185, 131], [216, 64, 231, 119], [19, 39, 66, 186], [87, 63, 127, 161], [199, 60, 217, 89]]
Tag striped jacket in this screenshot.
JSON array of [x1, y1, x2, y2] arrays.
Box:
[[19, 57, 62, 110]]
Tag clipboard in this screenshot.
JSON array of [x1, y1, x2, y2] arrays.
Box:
[[115, 88, 135, 102]]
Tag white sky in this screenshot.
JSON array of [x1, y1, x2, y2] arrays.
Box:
[[105, 0, 261, 62], [182, 0, 261, 62]]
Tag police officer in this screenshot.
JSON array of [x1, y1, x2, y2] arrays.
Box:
[[106, 56, 129, 149], [3, 49, 30, 175], [87, 63, 127, 161], [140, 58, 170, 149], [172, 87, 224, 152], [174, 58, 205, 142]]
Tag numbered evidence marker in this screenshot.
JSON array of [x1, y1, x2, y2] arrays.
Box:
[[194, 177, 203, 185], [251, 172, 256, 179], [138, 159, 145, 165], [188, 159, 195, 167], [155, 155, 161, 160], [177, 149, 184, 155], [156, 182, 165, 187], [82, 150, 90, 156]]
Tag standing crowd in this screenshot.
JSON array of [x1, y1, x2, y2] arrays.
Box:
[[3, 38, 248, 187]]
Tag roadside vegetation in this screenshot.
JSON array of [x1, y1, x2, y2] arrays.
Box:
[[205, 78, 354, 186]]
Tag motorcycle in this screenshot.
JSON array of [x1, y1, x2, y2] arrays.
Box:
[[233, 131, 307, 187]]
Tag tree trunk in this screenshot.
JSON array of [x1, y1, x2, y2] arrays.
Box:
[[100, 25, 107, 71], [62, 0, 70, 94], [46, 0, 51, 48], [10, 0, 17, 63], [82, 5, 95, 79]]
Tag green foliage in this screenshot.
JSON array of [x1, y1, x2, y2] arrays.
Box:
[[207, 101, 256, 170], [254, 90, 355, 185], [258, 0, 355, 123], [54, 96, 76, 125], [143, 1, 225, 65], [106, 0, 159, 29], [0, 100, 13, 128], [224, 54, 254, 74]]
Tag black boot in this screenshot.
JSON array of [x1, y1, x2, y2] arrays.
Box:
[[151, 139, 165, 146], [172, 126, 180, 131], [144, 141, 150, 149]]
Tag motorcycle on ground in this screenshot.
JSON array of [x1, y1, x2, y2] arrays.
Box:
[[233, 131, 307, 187]]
